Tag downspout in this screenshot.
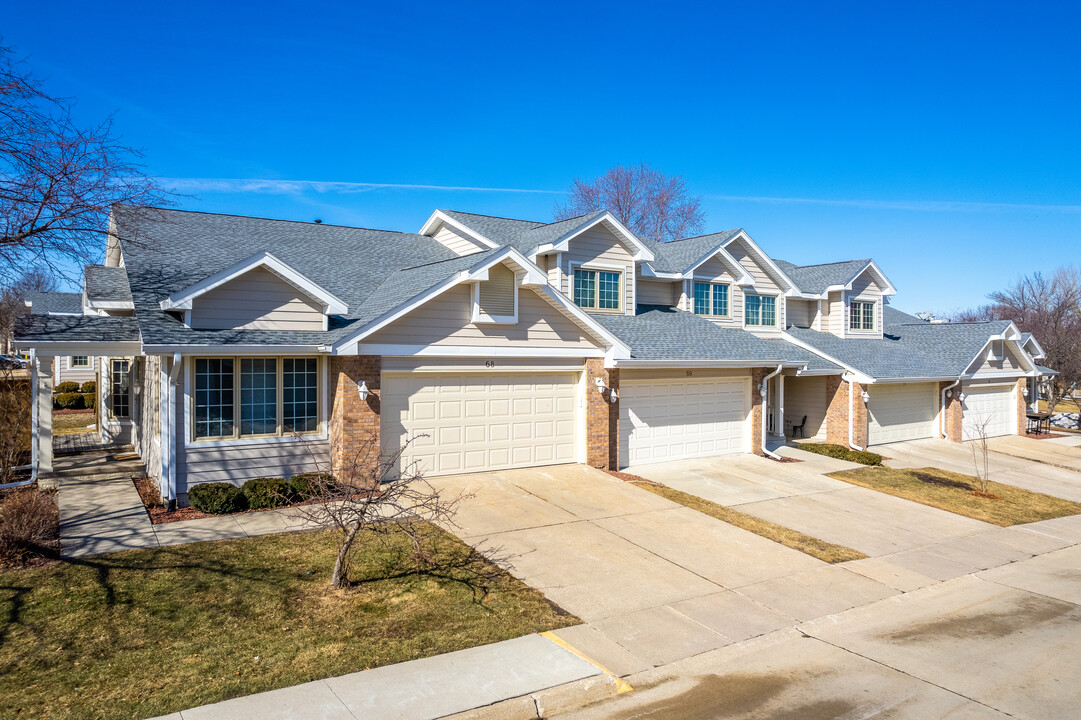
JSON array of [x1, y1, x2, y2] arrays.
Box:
[[940, 377, 962, 440], [760, 364, 784, 460], [165, 353, 182, 509], [0, 349, 38, 489], [848, 377, 865, 452]]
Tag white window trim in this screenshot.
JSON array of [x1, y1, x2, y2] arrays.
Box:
[[570, 262, 624, 313], [186, 355, 326, 445], [848, 297, 879, 333], [742, 292, 779, 329], [691, 280, 732, 318], [470, 275, 519, 325]]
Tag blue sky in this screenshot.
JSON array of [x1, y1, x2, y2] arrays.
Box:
[[5, 1, 1080, 314]]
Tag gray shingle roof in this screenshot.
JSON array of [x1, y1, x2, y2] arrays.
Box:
[[645, 230, 742, 274], [84, 265, 133, 304], [592, 305, 838, 367], [439, 209, 608, 256], [15, 314, 141, 343], [774, 259, 871, 295], [24, 291, 83, 315], [787, 318, 1015, 380], [883, 306, 925, 326], [1036, 364, 1058, 376]]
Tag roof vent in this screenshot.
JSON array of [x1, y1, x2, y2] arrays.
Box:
[[314, 218, 322, 224]]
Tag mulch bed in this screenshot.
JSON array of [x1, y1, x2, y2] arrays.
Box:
[[1025, 431, 1068, 440]]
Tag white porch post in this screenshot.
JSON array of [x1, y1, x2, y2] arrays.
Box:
[[33, 354, 54, 476]]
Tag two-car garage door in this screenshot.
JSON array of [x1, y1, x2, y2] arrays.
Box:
[[382, 372, 578, 476]]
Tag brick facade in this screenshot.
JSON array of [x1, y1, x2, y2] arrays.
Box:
[[825, 376, 868, 448], [939, 381, 962, 442], [1015, 378, 1027, 436], [329, 355, 381, 477], [749, 368, 769, 456], [585, 358, 619, 469]]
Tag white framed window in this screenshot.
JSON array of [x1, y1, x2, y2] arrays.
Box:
[[745, 294, 777, 327], [471, 263, 518, 324], [192, 356, 321, 441], [70, 355, 90, 368], [573, 267, 622, 311], [850, 300, 876, 331], [693, 282, 730, 317], [110, 359, 131, 420]]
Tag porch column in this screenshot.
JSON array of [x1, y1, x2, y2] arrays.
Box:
[[34, 355, 54, 476]]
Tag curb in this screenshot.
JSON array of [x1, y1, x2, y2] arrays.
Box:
[[441, 673, 622, 720]]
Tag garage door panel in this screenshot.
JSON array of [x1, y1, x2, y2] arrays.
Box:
[[621, 377, 749, 466], [868, 383, 938, 445], [383, 372, 579, 476], [962, 386, 1014, 439]]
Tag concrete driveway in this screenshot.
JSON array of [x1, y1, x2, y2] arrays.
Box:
[[875, 437, 1081, 503], [987, 433, 1081, 472], [433, 464, 899, 673]]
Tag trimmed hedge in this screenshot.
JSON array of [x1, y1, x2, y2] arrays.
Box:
[[242, 477, 290, 509], [288, 472, 333, 500], [798, 442, 882, 466], [55, 392, 85, 410], [80, 380, 96, 394], [188, 482, 247, 514], [55, 381, 80, 394], [82, 393, 96, 409]]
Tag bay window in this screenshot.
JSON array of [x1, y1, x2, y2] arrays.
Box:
[[693, 282, 730, 317], [194, 356, 321, 441], [745, 294, 777, 327]]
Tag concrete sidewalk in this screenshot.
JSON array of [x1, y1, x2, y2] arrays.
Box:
[[150, 633, 617, 720]]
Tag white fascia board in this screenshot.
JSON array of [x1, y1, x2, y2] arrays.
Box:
[[418, 210, 499, 249], [354, 344, 605, 358], [962, 371, 1026, 381], [638, 265, 684, 280], [843, 260, 898, 296], [552, 213, 656, 262], [683, 246, 756, 285], [1023, 335, 1047, 359], [159, 251, 348, 315], [610, 358, 801, 369], [869, 375, 956, 384], [722, 230, 800, 295], [779, 331, 873, 383], [87, 300, 135, 310], [142, 344, 327, 355], [17, 341, 143, 356]]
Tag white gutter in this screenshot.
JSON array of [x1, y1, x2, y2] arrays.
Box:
[[940, 377, 962, 440], [0, 349, 38, 490], [611, 358, 791, 369], [848, 377, 865, 452], [760, 364, 784, 460]]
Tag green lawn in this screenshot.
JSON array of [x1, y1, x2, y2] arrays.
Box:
[[0, 526, 577, 720], [829, 466, 1081, 526], [52, 410, 95, 435]]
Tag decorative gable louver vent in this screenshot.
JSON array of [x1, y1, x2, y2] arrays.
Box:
[[478, 264, 516, 318]]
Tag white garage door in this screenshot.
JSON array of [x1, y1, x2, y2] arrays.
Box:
[[867, 383, 938, 445], [382, 372, 579, 476], [620, 377, 749, 467], [962, 385, 1015, 440]]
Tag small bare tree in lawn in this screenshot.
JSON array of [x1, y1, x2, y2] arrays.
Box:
[[288, 432, 469, 589], [967, 410, 994, 496]]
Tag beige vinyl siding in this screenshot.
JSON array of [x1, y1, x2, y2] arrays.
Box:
[[179, 437, 331, 490], [366, 284, 603, 349], [828, 291, 845, 335], [786, 299, 814, 328], [726, 239, 783, 293], [132, 356, 162, 484], [784, 375, 828, 439], [637, 278, 678, 306], [972, 341, 1026, 375], [433, 224, 488, 256], [478, 263, 516, 317], [845, 270, 885, 338], [56, 358, 97, 386], [189, 266, 325, 331], [562, 225, 635, 315]]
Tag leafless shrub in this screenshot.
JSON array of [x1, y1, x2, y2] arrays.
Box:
[[967, 410, 994, 495], [0, 487, 59, 566], [287, 432, 469, 589], [0, 368, 31, 484]]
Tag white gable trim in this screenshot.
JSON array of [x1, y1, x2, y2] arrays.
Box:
[[961, 325, 1037, 377], [722, 230, 800, 295], [779, 332, 874, 384], [683, 246, 756, 285], [418, 210, 499, 249], [1022, 334, 1046, 360], [843, 261, 897, 296], [543, 213, 656, 262], [331, 246, 629, 358], [159, 251, 348, 315]]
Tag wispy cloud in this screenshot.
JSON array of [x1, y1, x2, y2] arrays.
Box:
[[159, 177, 565, 195], [706, 194, 1081, 213]]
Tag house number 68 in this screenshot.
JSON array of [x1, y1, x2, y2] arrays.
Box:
[[485, 360, 496, 368]]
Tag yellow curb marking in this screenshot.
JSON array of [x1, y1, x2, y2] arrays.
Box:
[[540, 631, 634, 693]]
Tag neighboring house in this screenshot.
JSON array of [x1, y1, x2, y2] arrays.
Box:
[[24, 291, 97, 387], [14, 206, 1052, 506]]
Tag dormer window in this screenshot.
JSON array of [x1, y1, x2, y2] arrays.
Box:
[[472, 263, 518, 324], [745, 294, 777, 327], [850, 300, 876, 331], [693, 282, 730, 317], [573, 268, 622, 311]]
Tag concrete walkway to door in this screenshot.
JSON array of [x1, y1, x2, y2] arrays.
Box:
[[433, 464, 900, 675]]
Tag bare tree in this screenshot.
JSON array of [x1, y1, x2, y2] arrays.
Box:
[[554, 163, 705, 242], [0, 368, 31, 484], [0, 267, 56, 354], [0, 44, 167, 283], [287, 433, 468, 589], [954, 266, 1081, 413], [966, 410, 994, 496]]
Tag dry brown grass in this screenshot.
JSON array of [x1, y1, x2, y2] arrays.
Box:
[[52, 409, 96, 435], [829, 466, 1081, 526], [629, 481, 866, 563]]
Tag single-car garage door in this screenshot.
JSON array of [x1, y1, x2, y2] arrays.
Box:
[[620, 377, 749, 466], [962, 385, 1016, 440], [867, 383, 938, 445], [382, 372, 579, 476]]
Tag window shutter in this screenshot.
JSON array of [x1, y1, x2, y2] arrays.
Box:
[[479, 264, 516, 317]]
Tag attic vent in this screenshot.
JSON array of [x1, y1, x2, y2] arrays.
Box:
[[477, 264, 516, 320], [989, 339, 1005, 361]]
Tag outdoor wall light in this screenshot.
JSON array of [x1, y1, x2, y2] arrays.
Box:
[[594, 377, 607, 393], [357, 380, 369, 401], [609, 388, 619, 404], [946, 389, 953, 398], [958, 392, 967, 403], [861, 391, 870, 403]]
